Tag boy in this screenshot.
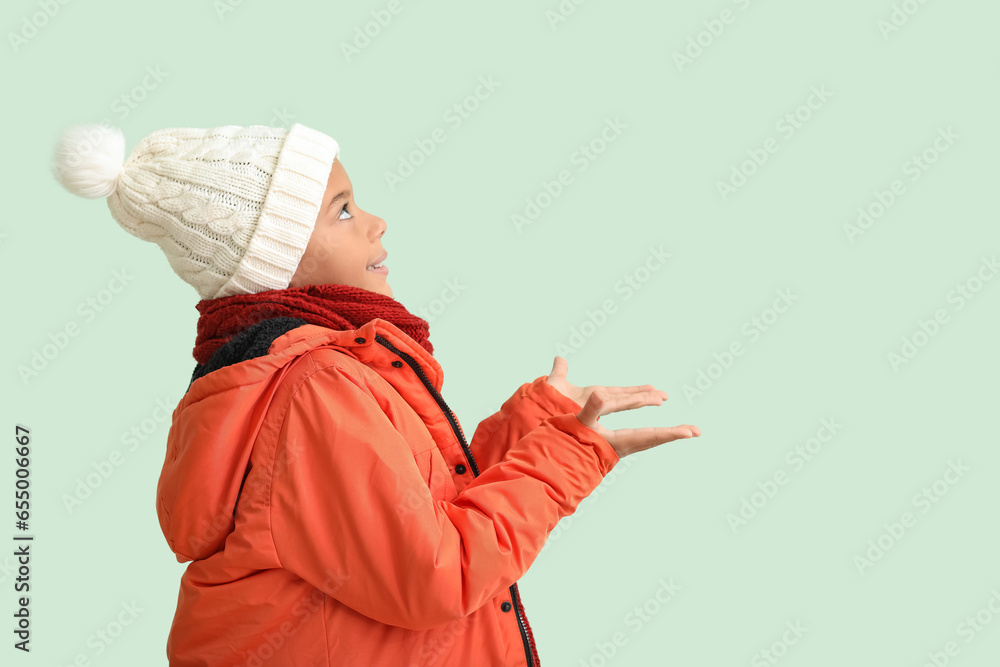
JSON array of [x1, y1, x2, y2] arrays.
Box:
[[53, 121, 700, 665]]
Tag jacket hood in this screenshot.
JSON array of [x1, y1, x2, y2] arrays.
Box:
[[156, 317, 442, 562]]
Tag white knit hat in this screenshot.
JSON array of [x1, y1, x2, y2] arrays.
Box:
[[51, 122, 340, 300]]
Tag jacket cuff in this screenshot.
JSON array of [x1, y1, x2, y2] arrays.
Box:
[[545, 412, 620, 473], [522, 375, 586, 416]]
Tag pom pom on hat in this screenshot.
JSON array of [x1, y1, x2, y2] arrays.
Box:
[[52, 123, 126, 199]]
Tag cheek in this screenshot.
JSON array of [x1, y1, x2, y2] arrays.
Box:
[[310, 235, 340, 268]]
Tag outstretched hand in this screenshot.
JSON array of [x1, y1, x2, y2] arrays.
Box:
[[545, 356, 701, 459]]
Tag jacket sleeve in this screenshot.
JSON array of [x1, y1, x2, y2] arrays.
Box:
[[268, 361, 620, 632], [469, 374, 587, 471]]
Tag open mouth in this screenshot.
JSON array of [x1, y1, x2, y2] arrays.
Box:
[[367, 251, 388, 273]]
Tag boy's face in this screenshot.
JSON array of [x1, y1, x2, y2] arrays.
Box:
[[288, 159, 392, 298]]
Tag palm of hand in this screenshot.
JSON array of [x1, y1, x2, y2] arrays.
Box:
[[542, 355, 700, 458], [543, 356, 590, 409]]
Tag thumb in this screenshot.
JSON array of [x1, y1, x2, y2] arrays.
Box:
[[550, 355, 567, 378]]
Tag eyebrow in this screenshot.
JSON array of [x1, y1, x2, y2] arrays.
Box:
[[326, 189, 352, 211]]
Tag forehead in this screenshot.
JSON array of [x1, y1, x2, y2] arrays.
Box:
[[327, 159, 350, 186], [324, 159, 353, 200]]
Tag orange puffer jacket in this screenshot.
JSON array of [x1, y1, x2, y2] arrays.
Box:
[[156, 318, 620, 666]]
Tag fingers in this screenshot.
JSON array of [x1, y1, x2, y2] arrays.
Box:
[[594, 384, 669, 401], [611, 425, 701, 457], [616, 385, 668, 400], [577, 388, 666, 427], [549, 360, 670, 401]]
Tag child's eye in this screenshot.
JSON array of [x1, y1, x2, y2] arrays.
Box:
[[338, 204, 352, 220]]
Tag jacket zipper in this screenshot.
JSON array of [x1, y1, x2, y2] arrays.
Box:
[[375, 335, 539, 667]]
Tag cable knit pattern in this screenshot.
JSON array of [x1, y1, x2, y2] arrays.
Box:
[[101, 123, 340, 299]]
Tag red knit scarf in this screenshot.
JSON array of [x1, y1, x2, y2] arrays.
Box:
[[192, 283, 433, 366]]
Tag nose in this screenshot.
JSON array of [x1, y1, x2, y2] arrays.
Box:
[[369, 213, 386, 240]]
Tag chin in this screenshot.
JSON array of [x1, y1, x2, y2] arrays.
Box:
[[367, 280, 391, 298]]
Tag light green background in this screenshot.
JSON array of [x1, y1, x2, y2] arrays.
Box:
[[2, 0, 999, 664]]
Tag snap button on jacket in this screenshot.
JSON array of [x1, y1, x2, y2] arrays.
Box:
[[156, 318, 620, 666]]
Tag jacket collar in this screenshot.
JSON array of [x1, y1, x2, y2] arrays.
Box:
[[267, 318, 444, 392]]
